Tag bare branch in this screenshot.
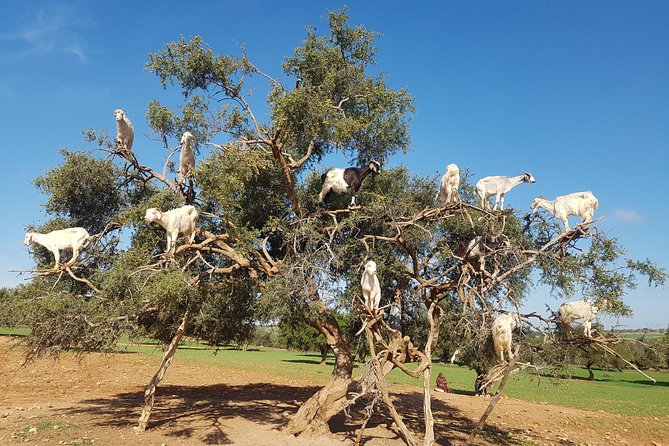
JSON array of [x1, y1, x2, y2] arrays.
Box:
[[283, 137, 316, 170]]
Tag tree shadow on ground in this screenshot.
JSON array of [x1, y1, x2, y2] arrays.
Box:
[[62, 383, 319, 444], [622, 379, 668, 386], [62, 383, 532, 445], [328, 390, 527, 446], [283, 358, 333, 366], [282, 356, 362, 370]]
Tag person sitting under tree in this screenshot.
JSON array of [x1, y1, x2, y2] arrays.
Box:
[[435, 372, 451, 393]]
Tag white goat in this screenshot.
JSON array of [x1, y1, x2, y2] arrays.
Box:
[[144, 205, 199, 255], [558, 299, 599, 338], [24, 227, 92, 268], [435, 163, 460, 206], [360, 260, 381, 311], [457, 236, 510, 274], [476, 172, 536, 210], [114, 109, 134, 153], [531, 191, 599, 232], [450, 348, 462, 364], [179, 131, 196, 184], [491, 313, 520, 363]]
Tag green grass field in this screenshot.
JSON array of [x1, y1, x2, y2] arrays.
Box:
[[616, 331, 664, 340], [115, 341, 669, 417], [3, 328, 667, 418]]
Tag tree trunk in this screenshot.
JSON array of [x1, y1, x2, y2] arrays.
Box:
[[367, 327, 417, 446], [286, 301, 354, 436], [465, 346, 519, 445], [422, 299, 441, 446], [271, 142, 303, 217], [137, 309, 189, 430], [587, 363, 595, 381], [319, 344, 329, 364]]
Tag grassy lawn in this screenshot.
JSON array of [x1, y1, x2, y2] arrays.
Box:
[[616, 331, 664, 340], [0, 326, 30, 336], [3, 327, 667, 417], [119, 342, 669, 417], [502, 367, 668, 417]]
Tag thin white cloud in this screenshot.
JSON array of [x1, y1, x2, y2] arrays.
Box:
[[612, 208, 645, 223], [64, 44, 86, 61], [0, 2, 93, 61]]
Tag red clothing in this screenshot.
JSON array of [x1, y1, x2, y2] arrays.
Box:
[[435, 373, 451, 393]]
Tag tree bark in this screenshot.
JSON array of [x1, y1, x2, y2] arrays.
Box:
[[137, 309, 189, 430], [271, 142, 303, 217], [319, 344, 329, 364], [366, 327, 417, 446], [286, 300, 354, 436], [465, 345, 519, 444], [587, 363, 595, 381], [422, 299, 441, 446]]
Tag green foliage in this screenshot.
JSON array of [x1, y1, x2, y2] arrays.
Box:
[[4, 285, 134, 359], [191, 275, 257, 347], [146, 96, 210, 145], [197, 148, 285, 230], [659, 328, 669, 368], [277, 8, 414, 165], [9, 9, 666, 387], [277, 310, 366, 360], [145, 99, 176, 137], [34, 149, 124, 233], [147, 35, 254, 98], [278, 314, 323, 352]]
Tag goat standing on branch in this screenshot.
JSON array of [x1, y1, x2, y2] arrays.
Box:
[[361, 260, 381, 312], [144, 205, 199, 256], [557, 299, 600, 338], [435, 163, 460, 206], [492, 313, 520, 363], [24, 227, 92, 269], [178, 131, 196, 185], [476, 172, 536, 210], [114, 109, 134, 154], [318, 160, 381, 207], [530, 191, 599, 232], [457, 236, 510, 274]]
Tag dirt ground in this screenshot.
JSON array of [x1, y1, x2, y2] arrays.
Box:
[[0, 338, 667, 446]]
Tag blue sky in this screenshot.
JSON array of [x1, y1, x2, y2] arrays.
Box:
[[1, 1, 667, 328]]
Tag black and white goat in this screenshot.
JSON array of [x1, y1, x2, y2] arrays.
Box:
[[318, 160, 381, 207]]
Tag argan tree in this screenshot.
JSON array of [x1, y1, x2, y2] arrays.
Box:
[[5, 8, 665, 446]]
